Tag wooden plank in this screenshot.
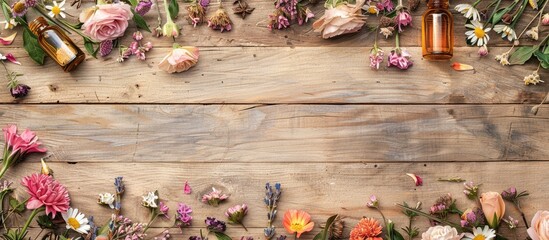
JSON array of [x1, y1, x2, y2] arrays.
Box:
[[5, 161, 546, 240], [0, 47, 547, 104], [0, 104, 547, 162], [2, 1, 546, 48]]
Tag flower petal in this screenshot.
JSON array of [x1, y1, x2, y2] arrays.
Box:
[[406, 173, 423, 186], [5, 53, 20, 65], [0, 32, 17, 45], [451, 62, 474, 71]]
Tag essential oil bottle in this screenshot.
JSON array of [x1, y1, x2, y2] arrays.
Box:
[[29, 17, 85, 72], [421, 0, 454, 60]]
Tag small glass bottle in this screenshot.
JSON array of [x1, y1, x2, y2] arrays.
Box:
[[29, 17, 85, 72], [421, 0, 454, 60]]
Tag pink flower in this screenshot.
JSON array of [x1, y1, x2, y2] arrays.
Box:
[[478, 45, 488, 57], [406, 173, 423, 186], [176, 203, 193, 227], [158, 46, 199, 74], [387, 49, 413, 70], [3, 125, 47, 158], [21, 173, 70, 217], [369, 47, 384, 70], [396, 10, 412, 32], [159, 201, 170, 218], [202, 187, 229, 206], [184, 181, 192, 194], [366, 195, 378, 208], [80, 3, 133, 42]]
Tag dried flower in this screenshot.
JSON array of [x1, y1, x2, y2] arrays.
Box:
[[283, 210, 314, 238], [387, 48, 413, 70], [158, 45, 199, 74], [366, 195, 379, 208], [21, 173, 70, 217], [155, 230, 171, 240], [451, 62, 474, 71], [176, 203, 193, 227], [406, 173, 423, 186], [208, 8, 233, 32], [162, 21, 180, 37], [370, 46, 384, 70], [226, 204, 249, 230], [98, 193, 115, 208], [205, 217, 227, 232], [159, 201, 170, 218], [380, 0, 394, 11], [10, 84, 30, 98], [493, 24, 517, 42], [114, 176, 124, 194], [379, 16, 394, 27], [143, 42, 153, 51], [268, 11, 290, 30], [349, 218, 382, 240], [99, 40, 114, 57], [186, 3, 207, 27], [503, 216, 519, 229], [201, 187, 229, 206], [478, 45, 489, 57], [11, 1, 28, 18], [380, 27, 394, 38], [142, 191, 159, 208], [233, 0, 254, 18], [135, 0, 152, 16], [25, 0, 36, 7], [429, 193, 454, 219], [495, 51, 510, 66], [543, 13, 549, 25], [133, 31, 144, 41], [329, 216, 345, 240], [313, 0, 367, 39], [460, 208, 486, 228], [265, 182, 282, 239], [525, 26, 539, 40], [62, 208, 91, 234], [395, 10, 412, 32]]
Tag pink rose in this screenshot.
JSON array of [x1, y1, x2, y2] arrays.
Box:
[[158, 46, 199, 73], [80, 3, 133, 42], [528, 211, 549, 240]]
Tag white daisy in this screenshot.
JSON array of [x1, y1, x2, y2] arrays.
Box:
[[463, 226, 496, 240], [98, 193, 115, 209], [455, 4, 481, 22], [493, 24, 517, 42], [142, 191, 158, 208], [62, 208, 91, 234], [45, 0, 66, 18], [465, 20, 491, 46], [0, 18, 18, 29]]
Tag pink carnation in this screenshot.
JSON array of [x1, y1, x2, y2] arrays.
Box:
[[3, 125, 46, 158], [80, 3, 133, 42], [21, 173, 70, 217]]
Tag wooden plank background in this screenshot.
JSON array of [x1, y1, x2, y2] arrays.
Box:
[[0, 0, 548, 238]]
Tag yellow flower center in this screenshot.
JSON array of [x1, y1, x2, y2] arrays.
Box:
[[368, 6, 378, 14], [474, 27, 485, 38], [473, 234, 486, 240], [68, 217, 80, 229], [13, 2, 26, 13], [52, 5, 61, 15], [290, 223, 304, 232]]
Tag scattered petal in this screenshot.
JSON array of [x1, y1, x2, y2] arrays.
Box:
[[0, 32, 17, 45], [406, 173, 423, 186], [451, 62, 474, 71], [5, 53, 20, 65], [184, 181, 192, 194]]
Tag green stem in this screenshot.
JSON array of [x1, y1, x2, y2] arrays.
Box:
[[395, 31, 400, 50], [163, 0, 173, 23], [486, 0, 502, 25], [0, 156, 12, 180], [240, 222, 248, 232], [20, 207, 44, 235], [472, 0, 482, 7], [510, 0, 528, 28], [142, 211, 159, 234]]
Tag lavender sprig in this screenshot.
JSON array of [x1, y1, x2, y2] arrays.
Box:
[[264, 182, 281, 239]]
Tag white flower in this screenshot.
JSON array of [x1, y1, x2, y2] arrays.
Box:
[[493, 24, 517, 42], [0, 18, 17, 29], [525, 26, 539, 40], [62, 208, 91, 234], [421, 225, 463, 240], [524, 71, 543, 85], [455, 4, 481, 22], [495, 51, 510, 66], [463, 226, 496, 240], [465, 20, 491, 46], [142, 191, 158, 208], [98, 193, 115, 209], [45, 0, 66, 18]]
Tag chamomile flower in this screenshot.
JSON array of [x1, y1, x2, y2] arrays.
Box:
[[465, 20, 491, 46], [493, 24, 517, 42], [45, 0, 66, 18], [463, 226, 496, 240], [455, 4, 481, 22], [0, 19, 18, 29], [62, 208, 91, 234]]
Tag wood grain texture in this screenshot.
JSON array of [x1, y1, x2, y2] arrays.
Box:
[[0, 46, 546, 104], [5, 161, 546, 239], [0, 104, 546, 162]]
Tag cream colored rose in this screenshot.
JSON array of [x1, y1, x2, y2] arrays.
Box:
[[158, 46, 199, 73], [528, 211, 549, 240], [421, 226, 463, 240], [312, 0, 367, 39], [480, 192, 505, 228]]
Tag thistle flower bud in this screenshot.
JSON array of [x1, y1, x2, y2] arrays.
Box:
[[99, 40, 113, 57], [10, 83, 30, 98], [135, 0, 152, 16]]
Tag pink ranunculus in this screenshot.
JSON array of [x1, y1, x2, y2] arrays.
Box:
[[158, 46, 199, 73], [21, 173, 70, 217], [80, 3, 133, 42]]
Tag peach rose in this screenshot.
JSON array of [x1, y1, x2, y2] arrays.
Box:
[[158, 46, 199, 73], [421, 226, 463, 240], [480, 192, 505, 228], [80, 3, 133, 42], [528, 211, 549, 240], [312, 0, 367, 39]]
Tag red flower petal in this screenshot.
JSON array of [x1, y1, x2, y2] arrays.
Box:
[[0, 32, 17, 45], [406, 173, 423, 186], [5, 53, 20, 65]]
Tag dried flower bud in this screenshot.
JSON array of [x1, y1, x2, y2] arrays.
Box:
[[478, 45, 488, 57], [208, 8, 233, 32], [329, 216, 345, 240], [543, 13, 549, 25], [133, 31, 144, 41], [379, 16, 394, 27], [380, 27, 394, 38], [10, 83, 30, 98], [225, 204, 248, 224], [129, 41, 139, 54], [135, 0, 152, 16], [205, 217, 226, 232], [501, 13, 513, 24], [524, 71, 543, 85], [525, 26, 538, 40], [408, 0, 420, 11], [366, 195, 379, 208], [143, 42, 153, 51], [99, 40, 113, 57]]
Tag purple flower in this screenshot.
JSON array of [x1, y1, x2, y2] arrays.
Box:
[[99, 40, 113, 57], [387, 49, 413, 70], [129, 41, 140, 54], [366, 195, 379, 207], [381, 0, 394, 11], [10, 84, 30, 98], [159, 202, 169, 218], [135, 0, 152, 16], [189, 237, 207, 240], [11, 1, 27, 18], [396, 10, 412, 32], [205, 217, 226, 233], [460, 208, 486, 228], [25, 0, 36, 8], [199, 0, 209, 8], [134, 49, 146, 61], [114, 177, 124, 194], [502, 187, 517, 200], [176, 203, 192, 227]]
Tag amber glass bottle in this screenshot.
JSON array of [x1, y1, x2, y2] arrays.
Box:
[[421, 0, 454, 60], [29, 17, 85, 72]]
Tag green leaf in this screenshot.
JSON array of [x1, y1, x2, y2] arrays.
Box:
[[490, 8, 508, 25], [168, 0, 179, 19], [214, 232, 232, 240], [128, 0, 138, 6], [534, 51, 549, 69], [313, 214, 339, 240], [23, 28, 46, 65], [36, 215, 55, 229], [131, 10, 151, 32], [8, 196, 24, 213], [509, 46, 539, 65], [84, 38, 97, 58]]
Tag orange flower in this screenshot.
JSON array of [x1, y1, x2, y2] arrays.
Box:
[[350, 218, 383, 240], [283, 209, 315, 238]]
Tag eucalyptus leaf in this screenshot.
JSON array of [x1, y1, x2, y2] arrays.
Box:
[[509, 46, 539, 65], [23, 28, 46, 65], [132, 10, 151, 32], [214, 232, 232, 240], [313, 214, 339, 240], [168, 0, 179, 19]]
